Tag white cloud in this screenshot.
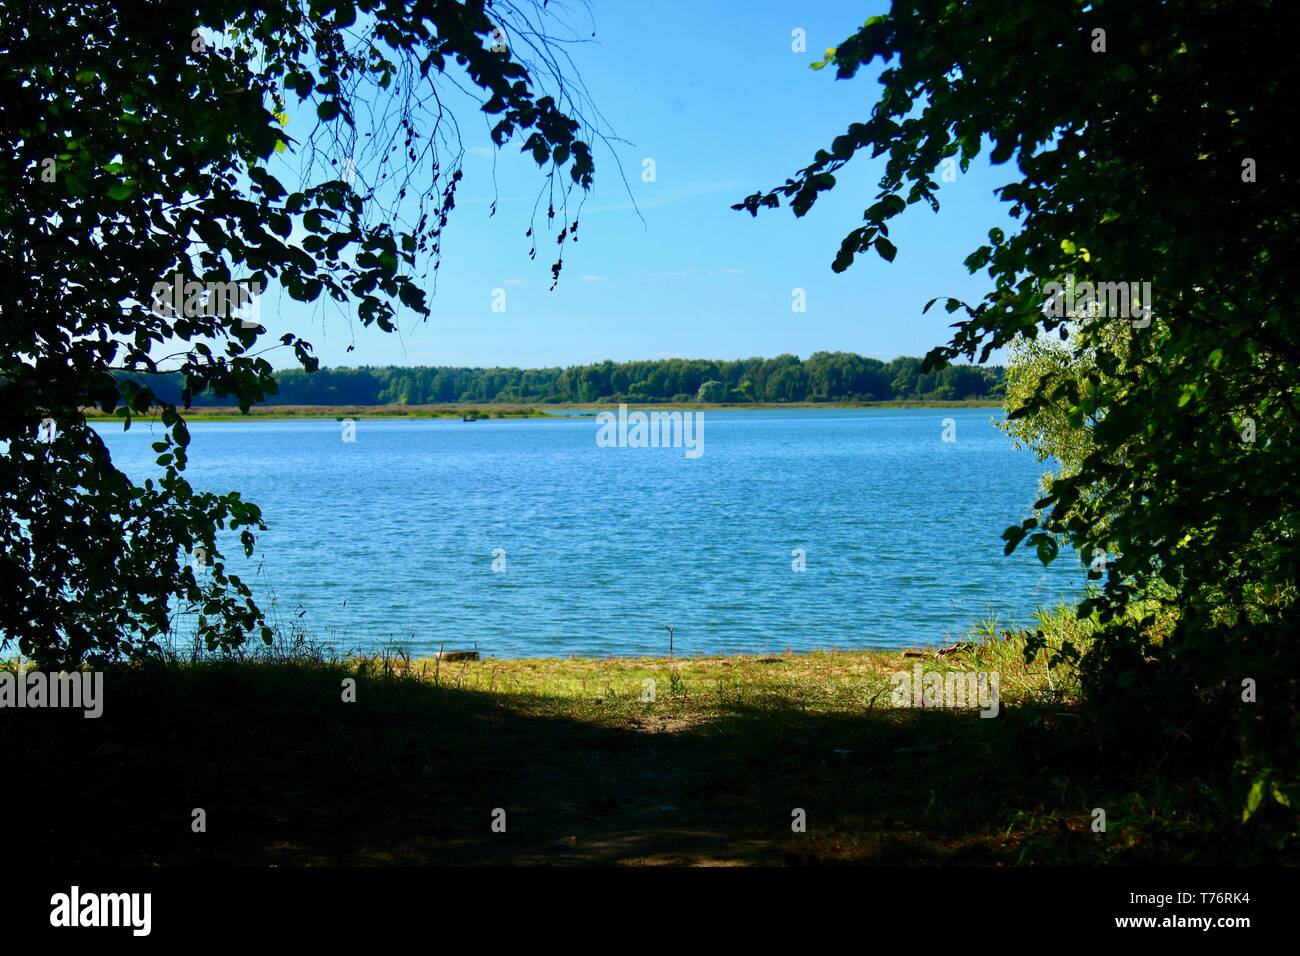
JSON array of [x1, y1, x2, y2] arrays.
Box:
[[586, 181, 741, 214]]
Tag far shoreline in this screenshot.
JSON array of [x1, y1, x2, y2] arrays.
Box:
[[82, 399, 1005, 422]]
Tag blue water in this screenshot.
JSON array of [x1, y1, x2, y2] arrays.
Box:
[[93, 408, 1081, 657]]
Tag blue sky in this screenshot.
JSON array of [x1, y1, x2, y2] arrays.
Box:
[[261, 1, 1015, 370]]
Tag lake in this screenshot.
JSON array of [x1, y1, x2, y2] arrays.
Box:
[[94, 408, 1081, 658]]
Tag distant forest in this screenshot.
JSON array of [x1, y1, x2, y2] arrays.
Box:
[[133, 352, 1006, 406]]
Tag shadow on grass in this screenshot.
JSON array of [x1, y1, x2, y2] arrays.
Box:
[[0, 662, 1256, 866]]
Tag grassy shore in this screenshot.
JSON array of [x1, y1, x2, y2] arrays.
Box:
[[81, 403, 550, 422], [79, 399, 1002, 422], [2, 610, 1266, 866]]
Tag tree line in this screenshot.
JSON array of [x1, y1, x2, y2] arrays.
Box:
[[131, 352, 1005, 406]]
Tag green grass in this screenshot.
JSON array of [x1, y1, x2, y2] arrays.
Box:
[[3, 606, 1272, 866], [78, 399, 1003, 422], [562, 399, 1005, 411], [80, 403, 550, 421]]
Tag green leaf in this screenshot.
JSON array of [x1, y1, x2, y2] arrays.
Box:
[[1243, 778, 1265, 822]]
